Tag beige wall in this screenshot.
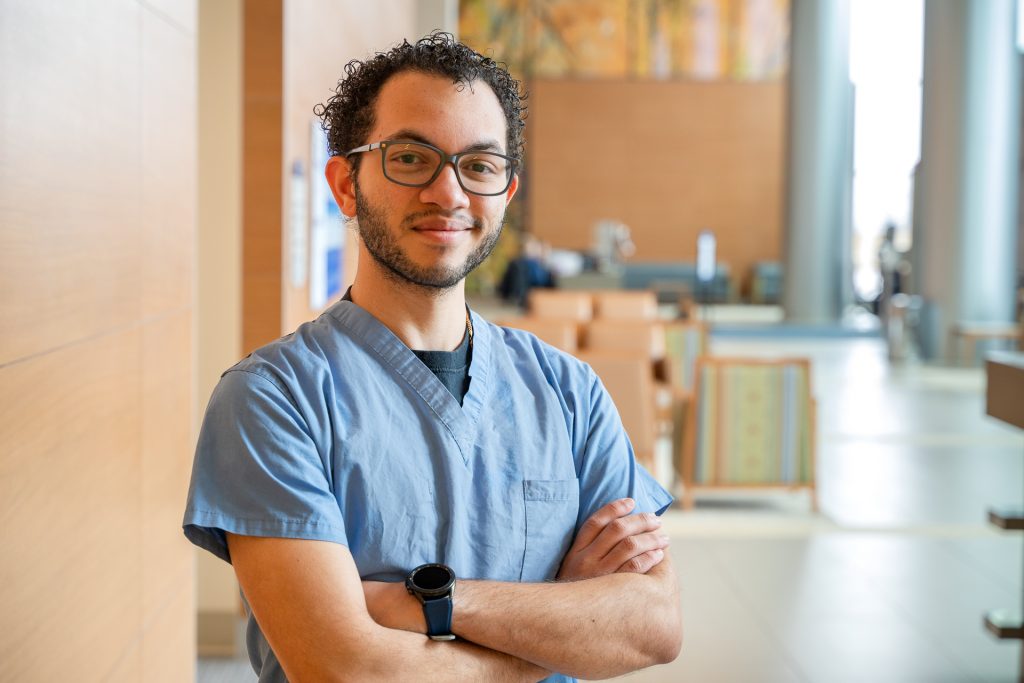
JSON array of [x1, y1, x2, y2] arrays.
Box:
[[528, 79, 787, 295], [0, 1, 197, 680]]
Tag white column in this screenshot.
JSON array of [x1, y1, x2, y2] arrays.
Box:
[[782, 0, 854, 323], [914, 0, 1021, 360]]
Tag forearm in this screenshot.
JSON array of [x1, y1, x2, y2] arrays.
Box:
[[324, 624, 546, 683], [252, 583, 548, 683], [453, 561, 682, 679], [226, 534, 545, 683]]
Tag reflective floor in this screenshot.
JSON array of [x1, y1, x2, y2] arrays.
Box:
[[199, 330, 1024, 682], [624, 333, 1024, 683]]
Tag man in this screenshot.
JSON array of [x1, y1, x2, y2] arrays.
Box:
[[184, 33, 681, 682]]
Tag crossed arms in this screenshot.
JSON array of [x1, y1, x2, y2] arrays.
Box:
[[227, 498, 683, 682]]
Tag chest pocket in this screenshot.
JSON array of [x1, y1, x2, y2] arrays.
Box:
[[521, 479, 580, 582]]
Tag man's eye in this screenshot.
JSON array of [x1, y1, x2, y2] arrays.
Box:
[[392, 153, 425, 165], [462, 157, 500, 175]]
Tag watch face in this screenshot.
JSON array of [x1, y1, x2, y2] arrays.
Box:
[[411, 564, 455, 595]]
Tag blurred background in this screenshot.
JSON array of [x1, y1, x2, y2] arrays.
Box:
[[2, 0, 1024, 681]]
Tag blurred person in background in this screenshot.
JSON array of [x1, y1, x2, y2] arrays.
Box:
[[498, 233, 556, 307]]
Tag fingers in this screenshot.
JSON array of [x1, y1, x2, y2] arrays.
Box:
[[617, 547, 666, 575], [557, 498, 670, 581], [603, 531, 670, 572], [587, 510, 663, 560], [572, 497, 636, 550]]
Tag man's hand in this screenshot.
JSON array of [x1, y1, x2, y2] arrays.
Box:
[[557, 498, 669, 581], [228, 535, 548, 682]]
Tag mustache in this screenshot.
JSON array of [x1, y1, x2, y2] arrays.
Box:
[[402, 210, 481, 230]]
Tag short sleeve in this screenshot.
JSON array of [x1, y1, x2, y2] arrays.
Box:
[[182, 369, 348, 563], [574, 371, 674, 530]]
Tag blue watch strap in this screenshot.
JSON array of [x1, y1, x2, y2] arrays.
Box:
[[422, 596, 454, 641]]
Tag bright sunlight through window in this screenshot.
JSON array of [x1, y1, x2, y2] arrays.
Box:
[[849, 0, 924, 303]]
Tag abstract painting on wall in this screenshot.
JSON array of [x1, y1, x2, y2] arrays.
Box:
[[459, 0, 790, 81]]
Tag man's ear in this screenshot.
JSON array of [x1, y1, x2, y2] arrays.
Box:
[[504, 173, 520, 207], [325, 156, 358, 218]]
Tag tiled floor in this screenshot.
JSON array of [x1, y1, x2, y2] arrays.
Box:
[[199, 329, 1024, 682]]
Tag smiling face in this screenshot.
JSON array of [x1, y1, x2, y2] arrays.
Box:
[[329, 70, 519, 292]]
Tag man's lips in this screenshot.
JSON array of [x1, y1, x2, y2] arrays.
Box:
[[411, 219, 475, 232], [409, 219, 477, 244]]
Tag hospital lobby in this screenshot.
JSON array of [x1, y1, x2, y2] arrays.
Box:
[[2, 1, 1024, 682]]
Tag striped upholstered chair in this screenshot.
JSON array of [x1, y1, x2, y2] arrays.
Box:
[[682, 357, 817, 510], [662, 321, 707, 393]]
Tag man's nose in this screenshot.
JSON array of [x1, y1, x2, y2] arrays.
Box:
[[418, 162, 471, 209]]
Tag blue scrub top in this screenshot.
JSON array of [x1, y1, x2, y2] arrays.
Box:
[[184, 300, 672, 682]]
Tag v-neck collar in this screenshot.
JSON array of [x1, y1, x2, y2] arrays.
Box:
[[327, 300, 491, 465]]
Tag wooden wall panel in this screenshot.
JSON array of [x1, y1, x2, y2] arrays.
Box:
[[242, 0, 285, 354], [528, 79, 787, 294], [143, 579, 196, 681], [105, 646, 143, 683], [142, 9, 197, 318], [0, 1, 196, 680], [0, 0, 141, 366], [140, 8, 197, 680], [141, 312, 194, 618], [0, 329, 143, 681]]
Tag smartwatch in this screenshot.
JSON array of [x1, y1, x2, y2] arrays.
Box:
[[405, 563, 457, 641]]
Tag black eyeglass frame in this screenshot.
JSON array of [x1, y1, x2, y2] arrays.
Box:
[[344, 140, 520, 197]]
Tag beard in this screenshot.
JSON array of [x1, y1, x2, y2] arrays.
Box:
[[353, 181, 505, 291]]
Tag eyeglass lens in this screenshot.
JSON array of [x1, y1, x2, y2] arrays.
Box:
[[382, 142, 512, 195]]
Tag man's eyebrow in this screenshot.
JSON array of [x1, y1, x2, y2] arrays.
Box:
[[462, 140, 506, 154], [385, 130, 506, 154], [385, 129, 433, 146]]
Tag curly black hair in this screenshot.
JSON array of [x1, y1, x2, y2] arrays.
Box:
[[313, 32, 527, 176]]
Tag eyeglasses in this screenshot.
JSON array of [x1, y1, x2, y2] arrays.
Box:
[[344, 140, 519, 196]]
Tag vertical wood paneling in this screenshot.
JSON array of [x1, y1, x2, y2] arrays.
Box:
[[0, 0, 142, 365], [141, 312, 194, 618], [0, 329, 144, 681], [142, 8, 197, 318], [139, 2, 197, 675], [0, 1, 196, 680], [142, 579, 196, 682], [242, 0, 284, 354], [104, 645, 144, 683]]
